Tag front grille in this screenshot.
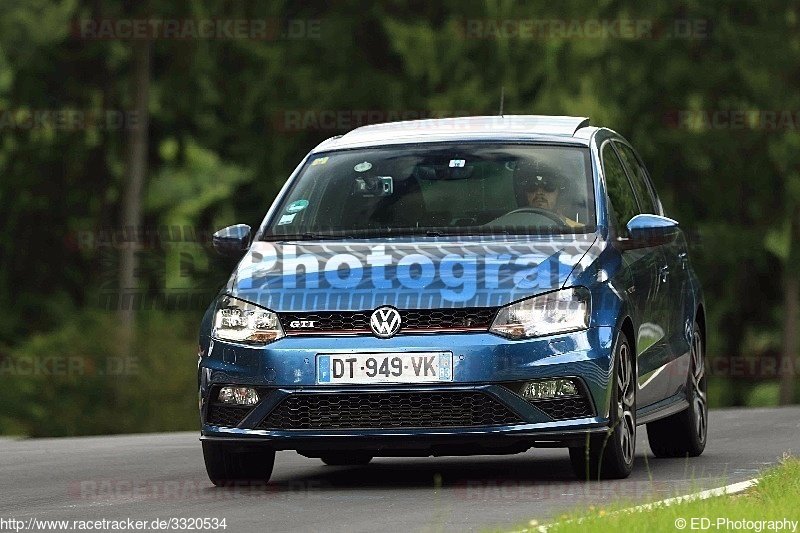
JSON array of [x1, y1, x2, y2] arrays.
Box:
[[206, 404, 253, 427], [530, 397, 594, 420], [280, 307, 497, 334], [257, 391, 523, 430]]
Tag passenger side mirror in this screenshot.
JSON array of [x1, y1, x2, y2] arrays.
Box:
[[212, 224, 251, 259], [621, 214, 679, 249]]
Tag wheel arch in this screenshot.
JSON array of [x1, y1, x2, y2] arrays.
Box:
[[695, 303, 706, 351], [620, 316, 636, 373], [599, 314, 637, 419]]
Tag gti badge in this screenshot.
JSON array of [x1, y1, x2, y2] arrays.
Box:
[[369, 306, 402, 339], [289, 320, 316, 328]]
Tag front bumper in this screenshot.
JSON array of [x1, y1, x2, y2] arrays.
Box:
[[198, 326, 617, 452]]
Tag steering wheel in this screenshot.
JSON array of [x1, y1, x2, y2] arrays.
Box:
[[500, 207, 570, 228]]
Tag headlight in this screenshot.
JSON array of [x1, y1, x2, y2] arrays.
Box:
[[212, 295, 284, 345], [490, 287, 591, 339]]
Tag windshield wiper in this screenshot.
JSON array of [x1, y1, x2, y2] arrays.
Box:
[[261, 228, 519, 241], [261, 232, 356, 241], [379, 228, 513, 238]]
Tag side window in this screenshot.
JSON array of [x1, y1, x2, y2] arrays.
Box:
[[615, 142, 658, 215], [602, 143, 638, 231]]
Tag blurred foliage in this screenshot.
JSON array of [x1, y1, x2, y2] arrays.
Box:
[[0, 310, 198, 436], [1, 0, 799, 436]]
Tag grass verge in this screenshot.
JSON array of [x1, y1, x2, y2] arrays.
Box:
[[511, 454, 800, 533]]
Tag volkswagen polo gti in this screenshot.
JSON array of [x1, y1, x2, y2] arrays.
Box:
[[198, 115, 707, 483]]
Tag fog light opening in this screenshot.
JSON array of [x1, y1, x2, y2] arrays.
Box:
[[218, 386, 260, 406], [520, 379, 578, 400]]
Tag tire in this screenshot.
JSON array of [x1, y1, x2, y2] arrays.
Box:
[[202, 441, 275, 486], [647, 320, 708, 458], [569, 329, 636, 480], [319, 453, 373, 466]]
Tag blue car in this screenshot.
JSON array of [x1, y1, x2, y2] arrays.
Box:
[[198, 115, 707, 482]]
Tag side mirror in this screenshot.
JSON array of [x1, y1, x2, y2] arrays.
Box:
[[621, 214, 679, 249], [212, 224, 251, 258]]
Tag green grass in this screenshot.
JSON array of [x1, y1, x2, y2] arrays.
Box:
[[507, 454, 800, 533]]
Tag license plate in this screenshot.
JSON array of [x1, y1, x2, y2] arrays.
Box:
[[317, 352, 453, 384]]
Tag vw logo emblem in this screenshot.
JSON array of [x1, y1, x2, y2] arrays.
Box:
[[369, 306, 402, 338]]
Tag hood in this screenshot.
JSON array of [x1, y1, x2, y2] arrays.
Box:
[[226, 235, 598, 312]]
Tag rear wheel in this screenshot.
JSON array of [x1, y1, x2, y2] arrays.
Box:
[[647, 321, 707, 457], [319, 453, 373, 466], [202, 441, 275, 486], [569, 330, 636, 480]]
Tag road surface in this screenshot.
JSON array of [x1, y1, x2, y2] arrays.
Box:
[[1, 407, 798, 532]]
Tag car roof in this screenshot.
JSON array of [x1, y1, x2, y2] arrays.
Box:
[[311, 115, 598, 152]]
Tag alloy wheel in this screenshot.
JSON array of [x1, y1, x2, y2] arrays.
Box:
[[690, 330, 708, 445], [617, 342, 636, 465]]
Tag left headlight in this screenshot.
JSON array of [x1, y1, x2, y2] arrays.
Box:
[[212, 295, 284, 345], [490, 287, 591, 339]]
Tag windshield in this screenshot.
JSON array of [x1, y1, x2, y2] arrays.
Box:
[[263, 143, 595, 239]]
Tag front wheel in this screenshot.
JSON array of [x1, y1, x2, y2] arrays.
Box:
[[570, 330, 636, 480], [647, 320, 707, 457], [202, 441, 275, 486]]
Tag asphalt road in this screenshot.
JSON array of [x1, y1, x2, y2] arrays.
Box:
[[1, 407, 798, 533]]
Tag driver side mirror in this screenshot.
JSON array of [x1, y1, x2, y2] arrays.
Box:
[[620, 214, 679, 249], [212, 224, 251, 259]]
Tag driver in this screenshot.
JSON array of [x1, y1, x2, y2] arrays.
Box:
[[513, 161, 583, 227]]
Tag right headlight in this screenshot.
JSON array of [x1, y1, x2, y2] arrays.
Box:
[[489, 287, 591, 339], [212, 295, 284, 345]]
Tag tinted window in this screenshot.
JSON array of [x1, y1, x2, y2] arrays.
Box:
[[602, 143, 638, 230], [263, 144, 596, 238], [615, 142, 658, 214]]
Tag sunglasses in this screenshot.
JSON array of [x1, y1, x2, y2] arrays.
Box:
[[522, 176, 559, 193]]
